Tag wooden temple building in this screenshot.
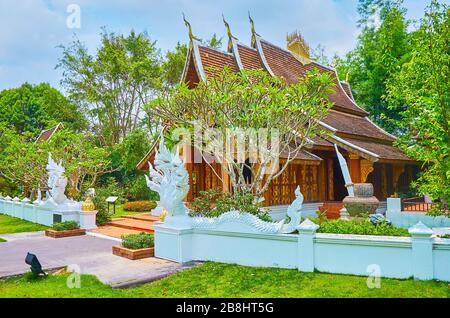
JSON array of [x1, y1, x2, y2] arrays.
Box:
[[137, 17, 418, 213]]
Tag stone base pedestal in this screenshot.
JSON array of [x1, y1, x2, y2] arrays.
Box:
[[339, 207, 351, 220], [79, 210, 98, 230]]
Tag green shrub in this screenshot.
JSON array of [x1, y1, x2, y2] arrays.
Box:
[[189, 189, 272, 222], [121, 232, 154, 250], [314, 217, 410, 237], [123, 200, 157, 212], [124, 176, 159, 201], [52, 221, 80, 231], [425, 204, 449, 217]]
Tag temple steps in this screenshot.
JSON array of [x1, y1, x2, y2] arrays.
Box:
[[103, 214, 160, 234], [122, 214, 160, 222]]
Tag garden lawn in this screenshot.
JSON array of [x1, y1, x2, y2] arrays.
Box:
[[1, 262, 448, 298], [0, 214, 48, 234], [110, 204, 151, 218]]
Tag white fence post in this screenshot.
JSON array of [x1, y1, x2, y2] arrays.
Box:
[[387, 197, 402, 213], [297, 219, 319, 272], [409, 222, 434, 280]]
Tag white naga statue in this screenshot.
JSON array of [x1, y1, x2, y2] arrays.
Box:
[[145, 134, 304, 234], [46, 153, 69, 205], [145, 134, 190, 217], [334, 144, 354, 197]]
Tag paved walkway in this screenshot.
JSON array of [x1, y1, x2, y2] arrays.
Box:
[[0, 231, 193, 288]]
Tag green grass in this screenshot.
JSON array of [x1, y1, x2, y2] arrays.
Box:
[[110, 204, 151, 219], [0, 238, 6, 243], [0, 262, 448, 298], [0, 214, 48, 234]]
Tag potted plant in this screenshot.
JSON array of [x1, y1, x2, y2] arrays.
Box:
[[45, 221, 86, 238], [112, 232, 154, 260]]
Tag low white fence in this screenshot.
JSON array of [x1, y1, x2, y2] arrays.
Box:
[[386, 198, 450, 228], [154, 218, 450, 282], [0, 197, 97, 229]]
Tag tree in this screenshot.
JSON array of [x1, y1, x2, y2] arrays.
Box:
[[0, 127, 47, 195], [57, 29, 162, 146], [386, 1, 449, 202], [0, 128, 112, 199], [47, 129, 113, 198], [147, 68, 334, 201], [336, 0, 410, 133], [163, 42, 188, 87], [0, 83, 86, 136]]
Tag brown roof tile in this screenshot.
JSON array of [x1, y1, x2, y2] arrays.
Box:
[[342, 137, 412, 161], [198, 46, 238, 77], [322, 111, 395, 142], [340, 81, 354, 101], [35, 123, 63, 143], [259, 40, 367, 116], [237, 44, 263, 70]]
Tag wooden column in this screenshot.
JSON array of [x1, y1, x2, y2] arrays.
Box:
[[221, 162, 230, 194], [392, 164, 405, 193], [183, 144, 194, 202], [326, 158, 334, 201], [348, 153, 361, 183], [318, 161, 327, 202], [381, 164, 388, 199]]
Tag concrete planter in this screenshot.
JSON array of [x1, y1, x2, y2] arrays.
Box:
[[45, 228, 86, 238], [112, 245, 154, 260]]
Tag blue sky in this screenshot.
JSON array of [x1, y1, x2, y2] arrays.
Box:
[[0, 0, 444, 90]]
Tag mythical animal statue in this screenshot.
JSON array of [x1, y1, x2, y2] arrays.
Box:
[[192, 185, 303, 234], [279, 185, 303, 233], [334, 144, 354, 197], [46, 153, 69, 205], [146, 133, 303, 234], [145, 134, 189, 217]]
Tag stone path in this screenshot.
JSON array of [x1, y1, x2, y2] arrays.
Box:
[[0, 231, 193, 288]]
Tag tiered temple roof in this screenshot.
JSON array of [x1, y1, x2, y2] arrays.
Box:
[[180, 16, 412, 164]]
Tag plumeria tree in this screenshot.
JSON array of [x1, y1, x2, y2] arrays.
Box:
[[147, 68, 334, 202], [0, 128, 112, 199]]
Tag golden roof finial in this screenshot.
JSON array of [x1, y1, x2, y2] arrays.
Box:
[[222, 14, 233, 52], [345, 72, 349, 82], [248, 12, 257, 48], [286, 31, 311, 64], [182, 13, 201, 43]]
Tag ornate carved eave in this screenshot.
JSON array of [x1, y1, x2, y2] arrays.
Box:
[[360, 159, 374, 183]]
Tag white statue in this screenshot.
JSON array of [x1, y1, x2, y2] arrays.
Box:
[[146, 133, 303, 234], [145, 133, 189, 217], [334, 144, 354, 197], [279, 185, 303, 233], [46, 153, 69, 205]]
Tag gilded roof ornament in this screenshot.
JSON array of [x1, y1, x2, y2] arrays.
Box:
[[182, 13, 201, 44], [222, 14, 234, 52], [248, 12, 257, 48], [286, 31, 311, 64]]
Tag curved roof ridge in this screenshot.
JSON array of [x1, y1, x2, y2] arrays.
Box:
[[254, 35, 274, 76], [334, 72, 368, 115], [365, 116, 397, 140]]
